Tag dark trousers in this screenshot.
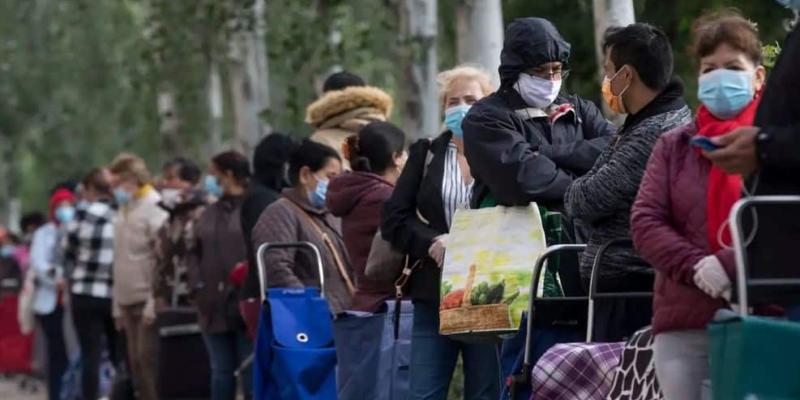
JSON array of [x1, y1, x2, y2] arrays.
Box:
[[37, 306, 69, 400], [591, 272, 654, 342], [72, 294, 118, 400]]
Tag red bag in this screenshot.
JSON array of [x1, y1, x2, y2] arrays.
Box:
[[0, 293, 33, 373], [239, 298, 261, 341]]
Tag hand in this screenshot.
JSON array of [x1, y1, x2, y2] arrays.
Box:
[[693, 255, 732, 299], [428, 234, 449, 268], [703, 126, 759, 176], [142, 298, 157, 326]]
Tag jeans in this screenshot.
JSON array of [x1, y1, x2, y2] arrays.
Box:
[[407, 301, 500, 400], [120, 303, 159, 400], [72, 295, 117, 400], [654, 330, 709, 400], [203, 330, 253, 400], [37, 306, 68, 400]]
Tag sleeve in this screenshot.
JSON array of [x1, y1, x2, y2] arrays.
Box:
[[30, 227, 57, 287], [538, 99, 616, 175], [630, 137, 706, 285], [381, 139, 441, 259], [144, 207, 168, 300], [462, 105, 573, 205], [184, 214, 203, 299], [564, 127, 660, 223], [60, 218, 79, 279], [152, 223, 173, 301], [758, 123, 800, 170], [250, 203, 304, 289]]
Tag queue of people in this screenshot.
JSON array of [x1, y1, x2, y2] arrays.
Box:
[[2, 6, 799, 400]]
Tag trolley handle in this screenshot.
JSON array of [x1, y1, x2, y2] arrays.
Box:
[[730, 195, 800, 316], [585, 238, 653, 342], [255, 242, 326, 302]]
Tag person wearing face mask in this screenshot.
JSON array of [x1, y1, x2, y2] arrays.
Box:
[[251, 140, 352, 314], [152, 157, 206, 309], [563, 23, 692, 342], [382, 65, 499, 400], [29, 188, 75, 400], [185, 151, 252, 400], [462, 18, 615, 212], [59, 167, 120, 400], [327, 121, 407, 313], [630, 13, 766, 400], [108, 153, 168, 400]]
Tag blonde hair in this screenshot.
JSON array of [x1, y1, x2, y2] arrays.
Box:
[[109, 153, 151, 185], [437, 65, 494, 108]]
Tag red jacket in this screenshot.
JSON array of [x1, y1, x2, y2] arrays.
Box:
[[327, 171, 395, 312], [631, 122, 735, 335]]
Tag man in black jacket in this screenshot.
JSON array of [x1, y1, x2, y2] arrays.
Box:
[[240, 133, 297, 299], [463, 17, 615, 210]]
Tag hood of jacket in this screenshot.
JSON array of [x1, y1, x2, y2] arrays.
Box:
[[499, 17, 571, 89], [326, 172, 393, 217], [305, 86, 393, 129]]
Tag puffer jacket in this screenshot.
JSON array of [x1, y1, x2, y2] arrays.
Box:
[[631, 123, 735, 335], [463, 17, 615, 210], [306, 86, 393, 168], [327, 171, 395, 312], [564, 80, 692, 285]]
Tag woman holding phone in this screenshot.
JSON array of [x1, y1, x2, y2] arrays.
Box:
[[630, 11, 765, 400]]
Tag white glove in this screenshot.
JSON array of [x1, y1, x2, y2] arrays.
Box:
[[428, 234, 449, 268], [142, 297, 157, 326], [693, 255, 731, 299]]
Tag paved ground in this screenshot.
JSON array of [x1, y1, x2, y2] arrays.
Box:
[[0, 375, 45, 400]]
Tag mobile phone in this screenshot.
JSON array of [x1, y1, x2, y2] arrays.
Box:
[[690, 136, 721, 152]]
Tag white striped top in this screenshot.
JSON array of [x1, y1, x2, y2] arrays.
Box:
[[441, 142, 473, 227]]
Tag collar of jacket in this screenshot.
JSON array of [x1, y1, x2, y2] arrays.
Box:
[[503, 87, 578, 124], [282, 187, 326, 216], [134, 184, 154, 200], [622, 77, 687, 131]]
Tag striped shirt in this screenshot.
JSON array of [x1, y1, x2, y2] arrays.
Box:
[[441, 142, 473, 226]]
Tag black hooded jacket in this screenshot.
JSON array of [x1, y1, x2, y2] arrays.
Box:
[[463, 18, 615, 209]]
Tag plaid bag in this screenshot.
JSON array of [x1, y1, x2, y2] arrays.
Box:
[[531, 342, 625, 400]]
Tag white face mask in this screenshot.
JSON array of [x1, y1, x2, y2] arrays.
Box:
[[160, 188, 181, 207], [515, 73, 562, 109]]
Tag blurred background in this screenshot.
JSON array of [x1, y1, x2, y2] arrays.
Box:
[[0, 0, 793, 223]]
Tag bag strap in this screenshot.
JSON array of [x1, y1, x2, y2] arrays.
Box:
[[281, 198, 356, 296]]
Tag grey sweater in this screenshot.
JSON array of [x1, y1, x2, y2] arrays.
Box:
[[565, 82, 692, 285]]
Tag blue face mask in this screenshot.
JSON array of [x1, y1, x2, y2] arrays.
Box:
[[204, 175, 223, 197], [55, 206, 76, 223], [114, 188, 132, 205], [776, 0, 800, 10], [444, 104, 471, 138], [0, 245, 14, 258], [697, 68, 753, 120], [309, 178, 328, 209]]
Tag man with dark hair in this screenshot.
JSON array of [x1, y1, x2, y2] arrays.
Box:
[[564, 23, 692, 341], [322, 71, 366, 92], [161, 157, 201, 189]]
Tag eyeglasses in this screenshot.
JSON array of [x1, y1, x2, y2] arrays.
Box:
[[528, 66, 570, 80]]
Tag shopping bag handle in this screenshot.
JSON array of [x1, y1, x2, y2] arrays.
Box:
[[256, 242, 326, 302], [730, 195, 800, 316]]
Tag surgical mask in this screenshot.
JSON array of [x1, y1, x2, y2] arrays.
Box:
[[160, 188, 181, 206], [697, 68, 753, 120], [55, 206, 75, 223], [602, 66, 630, 114], [204, 175, 223, 197], [515, 73, 562, 109], [309, 177, 328, 209], [444, 104, 471, 138], [776, 0, 800, 10], [114, 188, 132, 206], [0, 245, 14, 258]]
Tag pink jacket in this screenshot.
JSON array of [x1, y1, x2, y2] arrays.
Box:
[[631, 122, 735, 335]]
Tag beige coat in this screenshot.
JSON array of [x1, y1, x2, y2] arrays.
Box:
[[113, 188, 168, 314], [305, 86, 393, 168]]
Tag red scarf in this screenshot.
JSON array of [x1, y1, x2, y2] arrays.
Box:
[[695, 95, 760, 252]]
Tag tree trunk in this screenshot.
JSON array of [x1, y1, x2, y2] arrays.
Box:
[[157, 84, 180, 157], [228, 0, 270, 154], [592, 0, 635, 119], [398, 0, 439, 139], [207, 59, 224, 156], [457, 0, 503, 86]]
